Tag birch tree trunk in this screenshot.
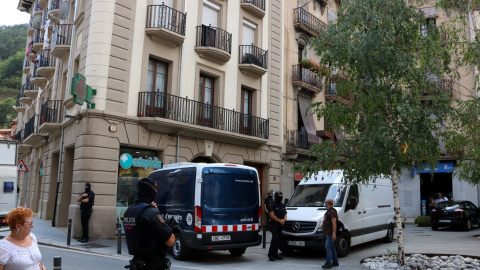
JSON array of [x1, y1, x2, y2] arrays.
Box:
[[392, 165, 405, 265]]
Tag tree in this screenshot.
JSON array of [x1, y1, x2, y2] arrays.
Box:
[[0, 97, 17, 129], [0, 50, 24, 89], [435, 0, 480, 185], [0, 24, 28, 60], [297, 0, 460, 265]]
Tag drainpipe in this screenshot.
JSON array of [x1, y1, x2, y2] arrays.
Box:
[[178, 0, 187, 98]]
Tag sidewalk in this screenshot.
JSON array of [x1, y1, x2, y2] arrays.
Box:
[[0, 216, 130, 258]]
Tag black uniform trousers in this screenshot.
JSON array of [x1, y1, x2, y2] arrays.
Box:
[[268, 222, 283, 256], [80, 209, 92, 240], [132, 256, 167, 270]]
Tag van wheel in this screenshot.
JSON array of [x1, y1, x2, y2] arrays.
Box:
[[383, 224, 394, 243], [171, 233, 190, 260], [335, 232, 350, 257], [229, 248, 246, 257]]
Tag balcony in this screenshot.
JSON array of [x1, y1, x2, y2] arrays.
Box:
[[37, 49, 56, 79], [325, 83, 351, 104], [33, 2, 43, 17], [238, 45, 268, 77], [32, 30, 44, 52], [421, 79, 454, 100], [240, 0, 265, 18], [293, 7, 326, 36], [51, 24, 73, 59], [287, 130, 310, 151], [16, 129, 32, 154], [15, 94, 26, 113], [38, 100, 63, 135], [22, 76, 39, 102], [292, 64, 323, 94], [28, 20, 35, 37], [24, 115, 48, 147], [138, 92, 269, 145], [15, 130, 23, 144], [23, 58, 31, 74], [194, 25, 232, 65], [30, 63, 47, 88], [48, 0, 60, 18], [145, 5, 186, 47]]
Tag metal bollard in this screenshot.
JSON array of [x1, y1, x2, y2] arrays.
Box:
[[53, 256, 61, 270], [262, 224, 266, 249], [116, 223, 122, 254], [67, 219, 72, 246]]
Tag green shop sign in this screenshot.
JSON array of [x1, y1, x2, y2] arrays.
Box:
[[71, 73, 97, 108]]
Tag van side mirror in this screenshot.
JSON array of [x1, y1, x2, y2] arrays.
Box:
[[346, 197, 357, 211]]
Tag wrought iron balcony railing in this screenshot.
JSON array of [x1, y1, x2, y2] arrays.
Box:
[[33, 30, 44, 44], [422, 79, 454, 97], [240, 0, 265, 11], [40, 100, 62, 124], [138, 91, 269, 139], [52, 24, 73, 47], [24, 58, 31, 68], [146, 5, 186, 36], [239, 45, 268, 69], [31, 62, 41, 78], [292, 64, 322, 88], [195, 25, 232, 54], [24, 115, 38, 139], [34, 1, 43, 12], [50, 0, 60, 11], [23, 76, 38, 91], [39, 49, 55, 68], [287, 130, 310, 150], [15, 130, 24, 144], [293, 7, 326, 35], [42, 8, 48, 26]]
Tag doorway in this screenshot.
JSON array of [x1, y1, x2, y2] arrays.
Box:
[[420, 173, 452, 215]]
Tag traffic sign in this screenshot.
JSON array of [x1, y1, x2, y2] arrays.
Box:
[[17, 160, 28, 172]]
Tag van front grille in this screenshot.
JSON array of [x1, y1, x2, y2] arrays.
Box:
[[283, 221, 317, 233]]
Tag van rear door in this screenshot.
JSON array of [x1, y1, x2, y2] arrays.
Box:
[[201, 166, 260, 235]]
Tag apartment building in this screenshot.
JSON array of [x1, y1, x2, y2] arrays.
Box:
[[279, 0, 479, 218], [15, 0, 284, 238]]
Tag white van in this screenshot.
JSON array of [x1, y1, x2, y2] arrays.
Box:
[[281, 170, 396, 257], [148, 163, 262, 260]]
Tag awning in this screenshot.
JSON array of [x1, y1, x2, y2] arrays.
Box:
[[298, 97, 319, 144]]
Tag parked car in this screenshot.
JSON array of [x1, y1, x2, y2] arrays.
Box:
[[431, 200, 480, 231]]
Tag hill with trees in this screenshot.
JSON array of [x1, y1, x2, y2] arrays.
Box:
[[0, 24, 28, 128]]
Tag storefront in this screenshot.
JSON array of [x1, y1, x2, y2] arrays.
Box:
[[116, 147, 163, 224]]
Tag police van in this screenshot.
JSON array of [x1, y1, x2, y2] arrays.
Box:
[[148, 163, 262, 260], [281, 170, 396, 257]]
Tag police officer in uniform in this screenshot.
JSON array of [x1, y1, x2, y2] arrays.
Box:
[[268, 191, 287, 261], [124, 178, 175, 270]]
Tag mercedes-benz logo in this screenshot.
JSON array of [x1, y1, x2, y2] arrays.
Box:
[[292, 222, 301, 231]]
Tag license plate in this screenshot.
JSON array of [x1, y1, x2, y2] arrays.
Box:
[[212, 235, 231, 241], [288, 241, 305, 246], [439, 219, 450, 223]]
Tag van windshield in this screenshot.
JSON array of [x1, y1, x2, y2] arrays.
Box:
[[287, 184, 347, 208], [202, 168, 258, 208]]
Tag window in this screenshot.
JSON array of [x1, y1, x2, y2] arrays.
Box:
[[421, 18, 436, 37], [147, 58, 168, 116], [202, 0, 220, 27], [199, 74, 215, 126], [241, 88, 252, 129]]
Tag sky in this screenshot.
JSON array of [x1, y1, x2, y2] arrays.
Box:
[[0, 1, 31, 26]]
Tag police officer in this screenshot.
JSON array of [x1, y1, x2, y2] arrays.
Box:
[[268, 191, 287, 261], [124, 178, 175, 270]]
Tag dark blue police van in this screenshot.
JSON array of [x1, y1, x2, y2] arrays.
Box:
[[148, 163, 262, 260]]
